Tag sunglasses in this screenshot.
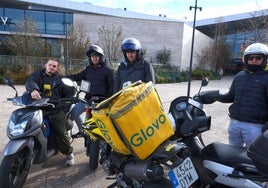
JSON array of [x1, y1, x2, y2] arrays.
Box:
[[248, 55, 263, 61]]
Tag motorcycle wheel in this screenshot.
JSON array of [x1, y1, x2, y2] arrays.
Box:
[[89, 139, 100, 171], [0, 148, 32, 188]]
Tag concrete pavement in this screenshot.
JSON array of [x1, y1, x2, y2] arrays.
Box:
[[0, 76, 233, 188]]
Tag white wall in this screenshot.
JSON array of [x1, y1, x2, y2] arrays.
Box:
[[181, 24, 213, 71], [74, 13, 212, 70]]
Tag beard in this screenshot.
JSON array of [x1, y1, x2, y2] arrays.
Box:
[[247, 65, 263, 72]]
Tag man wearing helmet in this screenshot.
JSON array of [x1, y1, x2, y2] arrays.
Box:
[[114, 37, 155, 92], [200, 42, 268, 148], [66, 44, 114, 137]]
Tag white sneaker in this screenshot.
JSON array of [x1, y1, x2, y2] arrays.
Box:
[[65, 153, 74, 166]]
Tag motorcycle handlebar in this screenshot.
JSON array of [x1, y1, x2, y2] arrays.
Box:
[[54, 97, 86, 104], [90, 96, 107, 102]]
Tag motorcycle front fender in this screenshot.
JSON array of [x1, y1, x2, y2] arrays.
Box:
[[84, 128, 104, 141], [3, 137, 34, 156]]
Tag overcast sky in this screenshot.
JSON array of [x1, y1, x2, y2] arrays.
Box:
[[70, 0, 268, 21]]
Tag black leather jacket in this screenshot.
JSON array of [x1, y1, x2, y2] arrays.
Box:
[[219, 70, 268, 124]]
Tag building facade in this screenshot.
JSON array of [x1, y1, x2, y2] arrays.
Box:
[[0, 0, 212, 72], [194, 9, 268, 63]]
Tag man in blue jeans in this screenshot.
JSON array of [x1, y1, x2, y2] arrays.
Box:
[[200, 42, 268, 148]]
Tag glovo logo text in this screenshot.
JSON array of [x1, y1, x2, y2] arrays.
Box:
[[129, 114, 166, 147], [95, 119, 122, 152], [95, 119, 113, 145]]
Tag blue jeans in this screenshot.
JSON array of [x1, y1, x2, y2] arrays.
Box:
[[228, 118, 263, 148], [69, 102, 86, 132]]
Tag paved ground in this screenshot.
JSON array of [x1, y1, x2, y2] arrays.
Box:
[[0, 76, 233, 188]]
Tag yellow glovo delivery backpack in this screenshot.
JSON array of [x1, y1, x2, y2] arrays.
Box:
[[92, 81, 174, 160]]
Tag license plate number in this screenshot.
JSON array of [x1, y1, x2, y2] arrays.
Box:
[[168, 157, 198, 188]]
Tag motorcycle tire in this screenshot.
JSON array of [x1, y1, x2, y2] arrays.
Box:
[[0, 148, 32, 188], [89, 139, 100, 171]]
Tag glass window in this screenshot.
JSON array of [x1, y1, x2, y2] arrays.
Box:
[[66, 13, 73, 33], [45, 38, 61, 57], [0, 8, 3, 17], [25, 10, 45, 33], [0, 8, 3, 31], [4, 8, 24, 32], [46, 12, 65, 35]]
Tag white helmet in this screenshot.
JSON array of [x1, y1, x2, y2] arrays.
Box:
[[243, 43, 268, 68]]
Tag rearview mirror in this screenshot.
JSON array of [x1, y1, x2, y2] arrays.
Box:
[[62, 78, 74, 87], [201, 77, 209, 87]]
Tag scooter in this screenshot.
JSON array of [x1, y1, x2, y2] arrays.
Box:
[[168, 78, 268, 188], [0, 77, 77, 188]]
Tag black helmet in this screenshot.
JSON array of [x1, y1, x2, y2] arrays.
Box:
[[121, 38, 142, 62], [86, 45, 105, 64], [243, 43, 268, 69]]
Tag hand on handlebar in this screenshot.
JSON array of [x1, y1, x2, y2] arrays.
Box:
[[197, 90, 220, 104], [31, 90, 41, 100]]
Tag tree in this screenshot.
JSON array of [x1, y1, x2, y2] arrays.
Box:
[[156, 47, 171, 64], [247, 6, 268, 43], [65, 22, 91, 59], [98, 25, 124, 65], [6, 18, 47, 56], [195, 45, 213, 69], [212, 18, 231, 69], [196, 18, 231, 70]]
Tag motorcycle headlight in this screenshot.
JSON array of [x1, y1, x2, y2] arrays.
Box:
[[8, 119, 28, 137]]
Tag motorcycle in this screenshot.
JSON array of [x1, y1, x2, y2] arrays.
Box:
[[90, 81, 202, 188], [168, 77, 268, 188], [0, 77, 87, 188]]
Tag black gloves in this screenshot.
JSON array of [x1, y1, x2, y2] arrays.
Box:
[[197, 90, 220, 104]]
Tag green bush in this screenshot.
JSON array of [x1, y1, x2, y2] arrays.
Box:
[[155, 67, 187, 83], [1, 73, 30, 85], [191, 69, 218, 80], [155, 67, 218, 84]]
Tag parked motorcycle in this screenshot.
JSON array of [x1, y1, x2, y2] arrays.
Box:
[[168, 77, 268, 188], [91, 81, 201, 188], [0, 77, 86, 188]]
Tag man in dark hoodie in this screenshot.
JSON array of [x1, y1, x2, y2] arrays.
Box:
[[66, 45, 114, 137], [114, 37, 155, 92], [25, 58, 75, 165]]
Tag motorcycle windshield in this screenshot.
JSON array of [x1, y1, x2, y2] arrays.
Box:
[[11, 93, 50, 107]]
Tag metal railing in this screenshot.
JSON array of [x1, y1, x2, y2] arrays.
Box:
[[0, 55, 88, 74]]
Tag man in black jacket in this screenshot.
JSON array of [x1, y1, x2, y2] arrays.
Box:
[[114, 37, 155, 92], [25, 58, 75, 165], [66, 45, 114, 137], [201, 43, 268, 148]]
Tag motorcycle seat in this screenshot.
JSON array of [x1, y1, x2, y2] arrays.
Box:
[[201, 142, 254, 167]]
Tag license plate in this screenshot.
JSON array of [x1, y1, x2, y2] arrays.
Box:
[[168, 157, 198, 188]]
